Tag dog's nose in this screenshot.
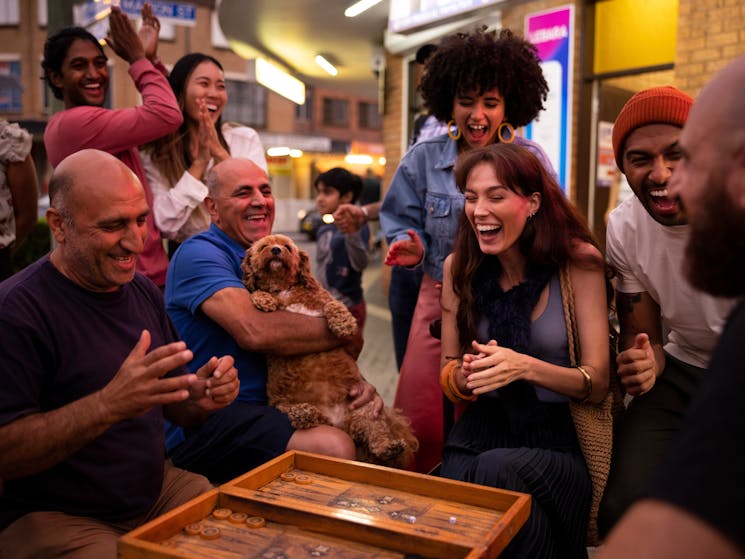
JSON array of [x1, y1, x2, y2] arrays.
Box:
[[271, 246, 281, 255]]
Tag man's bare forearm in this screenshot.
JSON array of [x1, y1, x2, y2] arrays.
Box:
[[0, 391, 114, 480]]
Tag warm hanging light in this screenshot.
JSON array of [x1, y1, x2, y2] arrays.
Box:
[[344, 0, 382, 18], [314, 54, 338, 76]]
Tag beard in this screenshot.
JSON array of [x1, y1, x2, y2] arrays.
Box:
[[684, 184, 745, 297]]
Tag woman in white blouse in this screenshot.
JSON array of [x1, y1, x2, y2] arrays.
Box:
[[141, 53, 267, 246]]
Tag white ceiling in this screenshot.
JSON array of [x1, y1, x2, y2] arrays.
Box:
[[217, 0, 390, 99]]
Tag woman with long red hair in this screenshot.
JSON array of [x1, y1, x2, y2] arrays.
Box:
[[440, 143, 609, 557]]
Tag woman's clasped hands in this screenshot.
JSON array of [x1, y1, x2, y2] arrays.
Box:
[[461, 339, 531, 395]]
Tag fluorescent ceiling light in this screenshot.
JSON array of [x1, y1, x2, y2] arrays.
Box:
[[255, 58, 306, 105], [345, 154, 374, 165], [344, 0, 382, 18], [314, 54, 338, 76], [267, 147, 303, 158], [267, 146, 291, 157]]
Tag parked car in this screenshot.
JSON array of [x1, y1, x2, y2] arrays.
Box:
[[297, 207, 327, 240]]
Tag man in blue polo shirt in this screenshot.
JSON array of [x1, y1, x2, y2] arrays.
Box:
[[165, 157, 382, 483]]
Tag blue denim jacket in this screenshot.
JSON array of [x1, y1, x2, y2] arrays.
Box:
[[380, 133, 556, 282]]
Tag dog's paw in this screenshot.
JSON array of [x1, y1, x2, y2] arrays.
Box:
[[323, 300, 358, 338], [369, 438, 407, 462], [251, 290, 277, 312], [281, 403, 330, 430]]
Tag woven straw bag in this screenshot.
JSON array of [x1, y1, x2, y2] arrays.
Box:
[[559, 266, 624, 547]]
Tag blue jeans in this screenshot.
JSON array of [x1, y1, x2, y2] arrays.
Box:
[[388, 266, 423, 370], [168, 402, 294, 484]]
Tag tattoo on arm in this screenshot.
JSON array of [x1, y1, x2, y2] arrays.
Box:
[[617, 292, 642, 316]]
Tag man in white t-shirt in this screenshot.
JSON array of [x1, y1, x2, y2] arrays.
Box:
[[598, 86, 737, 537]]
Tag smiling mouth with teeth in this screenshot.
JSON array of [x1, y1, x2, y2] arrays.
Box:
[[476, 224, 501, 232]]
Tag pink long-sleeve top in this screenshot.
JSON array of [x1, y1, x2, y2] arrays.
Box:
[[44, 58, 183, 286]]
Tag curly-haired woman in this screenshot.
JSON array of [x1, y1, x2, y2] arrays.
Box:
[[380, 27, 554, 473]]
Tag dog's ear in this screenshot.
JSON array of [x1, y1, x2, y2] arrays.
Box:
[[297, 248, 314, 286], [241, 247, 257, 291]]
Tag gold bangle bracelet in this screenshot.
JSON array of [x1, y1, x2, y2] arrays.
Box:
[[574, 365, 592, 403]]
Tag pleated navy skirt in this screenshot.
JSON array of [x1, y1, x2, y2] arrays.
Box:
[[441, 396, 590, 559]]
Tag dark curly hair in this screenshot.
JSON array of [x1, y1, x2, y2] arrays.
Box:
[[42, 27, 105, 100], [420, 27, 548, 127]]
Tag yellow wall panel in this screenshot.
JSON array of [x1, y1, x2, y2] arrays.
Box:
[[594, 0, 678, 74]]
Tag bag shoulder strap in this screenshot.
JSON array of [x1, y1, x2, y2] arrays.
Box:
[[559, 265, 580, 367]]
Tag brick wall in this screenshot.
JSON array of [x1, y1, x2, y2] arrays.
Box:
[[676, 0, 745, 95], [381, 53, 405, 197]]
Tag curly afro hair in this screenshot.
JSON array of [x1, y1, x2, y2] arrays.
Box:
[[420, 27, 548, 128]]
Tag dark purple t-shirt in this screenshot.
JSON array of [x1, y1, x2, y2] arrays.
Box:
[[0, 256, 183, 530]]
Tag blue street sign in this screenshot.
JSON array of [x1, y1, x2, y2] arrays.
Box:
[[74, 0, 196, 30], [119, 0, 196, 26]]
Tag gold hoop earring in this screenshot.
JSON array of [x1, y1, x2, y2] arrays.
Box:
[[447, 120, 462, 141], [498, 122, 515, 144]]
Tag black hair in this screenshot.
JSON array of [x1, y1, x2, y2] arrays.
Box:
[[420, 27, 548, 127], [168, 52, 225, 103], [415, 44, 437, 65], [142, 52, 230, 186], [314, 167, 363, 203], [42, 27, 105, 100]]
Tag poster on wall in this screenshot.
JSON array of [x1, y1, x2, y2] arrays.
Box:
[[524, 5, 574, 195], [0, 60, 22, 113], [596, 121, 616, 188]]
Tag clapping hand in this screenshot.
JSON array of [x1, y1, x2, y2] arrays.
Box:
[[138, 3, 161, 64], [188, 355, 239, 411], [106, 6, 146, 64], [462, 340, 529, 394]]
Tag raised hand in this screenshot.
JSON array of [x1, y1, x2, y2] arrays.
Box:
[[384, 229, 424, 267], [616, 333, 656, 396], [106, 5, 146, 64], [138, 3, 161, 63], [98, 330, 196, 422], [205, 117, 230, 163], [195, 101, 213, 162]]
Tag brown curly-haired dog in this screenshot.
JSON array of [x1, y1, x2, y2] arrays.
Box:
[[241, 234, 418, 468]]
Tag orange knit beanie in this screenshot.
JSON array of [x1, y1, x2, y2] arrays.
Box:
[[612, 86, 694, 169]]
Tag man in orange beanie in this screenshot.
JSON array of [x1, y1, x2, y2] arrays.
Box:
[[598, 86, 738, 536]]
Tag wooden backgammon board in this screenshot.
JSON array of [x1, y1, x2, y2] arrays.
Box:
[[119, 451, 530, 558]]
